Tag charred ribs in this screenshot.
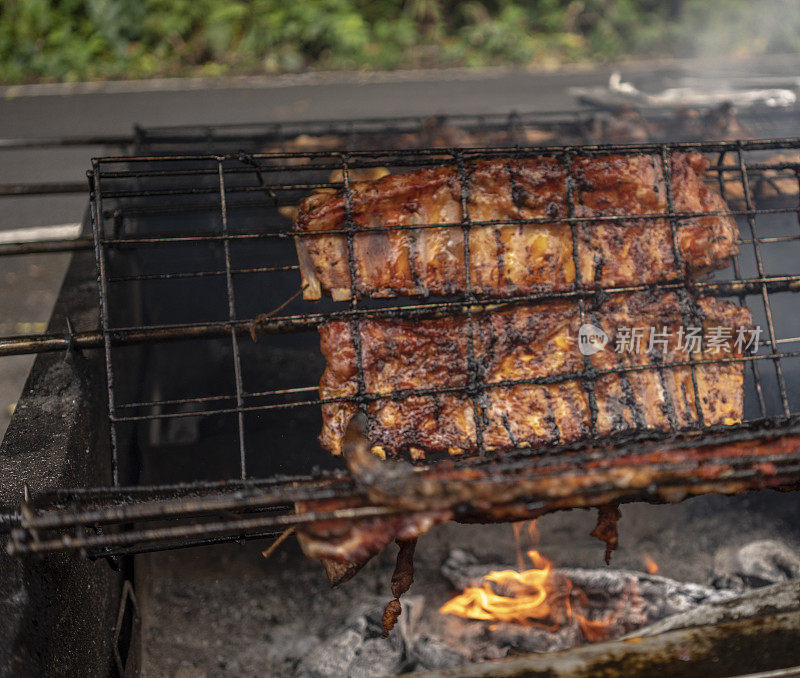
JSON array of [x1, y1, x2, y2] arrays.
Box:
[[294, 154, 737, 301], [318, 292, 752, 459]]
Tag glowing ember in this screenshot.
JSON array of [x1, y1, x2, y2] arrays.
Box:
[[644, 554, 659, 574], [439, 548, 617, 642]]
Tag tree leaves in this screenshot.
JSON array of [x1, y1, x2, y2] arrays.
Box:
[[1, 0, 799, 84]]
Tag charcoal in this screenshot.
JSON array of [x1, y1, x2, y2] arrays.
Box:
[[347, 638, 404, 677], [406, 635, 465, 670], [295, 628, 364, 678], [431, 613, 587, 661], [481, 621, 584, 654], [438, 548, 738, 658], [294, 598, 420, 678], [712, 539, 800, 589], [624, 578, 800, 638], [559, 568, 736, 618]]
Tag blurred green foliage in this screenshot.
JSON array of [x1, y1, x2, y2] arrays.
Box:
[[1, 0, 799, 83]]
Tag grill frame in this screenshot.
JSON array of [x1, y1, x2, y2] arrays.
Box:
[[2, 103, 800, 559], [6, 135, 800, 558]]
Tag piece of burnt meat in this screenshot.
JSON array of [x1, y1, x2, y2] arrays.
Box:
[[381, 599, 402, 638], [294, 496, 451, 584], [295, 431, 799, 586], [294, 154, 738, 300], [381, 538, 418, 637], [591, 504, 622, 565]]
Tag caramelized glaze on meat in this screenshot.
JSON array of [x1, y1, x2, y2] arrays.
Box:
[[295, 154, 738, 300], [318, 292, 752, 458]]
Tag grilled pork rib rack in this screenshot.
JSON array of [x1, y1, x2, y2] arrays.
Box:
[[318, 293, 751, 460], [294, 154, 737, 300]]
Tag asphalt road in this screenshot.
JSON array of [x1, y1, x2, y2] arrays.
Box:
[[2, 55, 800, 438]]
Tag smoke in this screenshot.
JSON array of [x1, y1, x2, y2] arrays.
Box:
[[679, 0, 800, 59]]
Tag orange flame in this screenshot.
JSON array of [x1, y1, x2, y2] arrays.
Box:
[[644, 554, 658, 574], [441, 549, 554, 624], [440, 548, 617, 642], [512, 520, 539, 570]]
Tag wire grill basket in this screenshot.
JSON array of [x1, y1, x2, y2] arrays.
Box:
[[6, 129, 800, 557]]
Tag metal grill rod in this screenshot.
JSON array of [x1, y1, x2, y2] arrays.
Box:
[[85, 529, 286, 559], [18, 482, 354, 531], [0, 135, 132, 149], [10, 450, 800, 556], [0, 236, 94, 257], [2, 273, 797, 357], [8, 503, 405, 556], [0, 180, 89, 196], [91, 207, 800, 245], [0, 108, 561, 152], [94, 137, 800, 164], [30, 469, 352, 507], [14, 416, 800, 533], [85, 157, 800, 183]]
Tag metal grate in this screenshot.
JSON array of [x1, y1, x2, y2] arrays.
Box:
[[130, 105, 800, 154], [5, 136, 800, 558]]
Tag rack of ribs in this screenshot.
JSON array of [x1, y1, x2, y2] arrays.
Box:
[[294, 153, 738, 301], [318, 292, 752, 460]]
